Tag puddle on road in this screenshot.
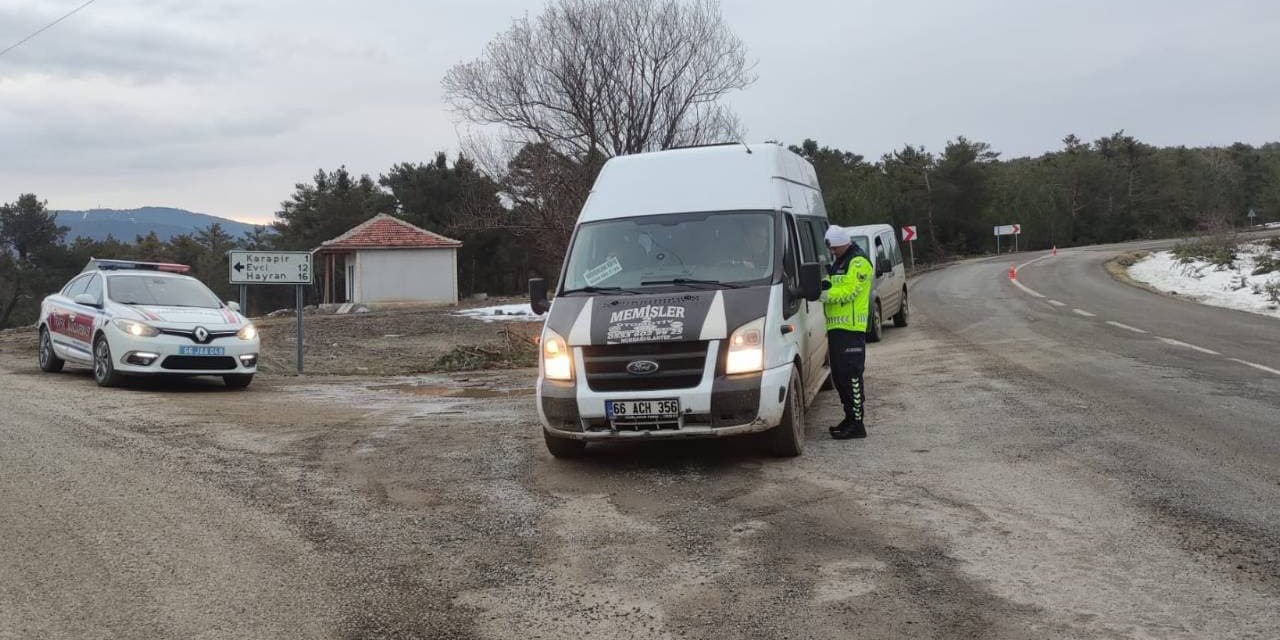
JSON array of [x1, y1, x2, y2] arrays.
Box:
[[373, 383, 531, 399], [280, 375, 535, 425]]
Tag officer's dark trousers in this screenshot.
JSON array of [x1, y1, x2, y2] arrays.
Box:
[[827, 329, 866, 423]]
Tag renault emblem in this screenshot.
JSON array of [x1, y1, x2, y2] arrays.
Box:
[[194, 326, 209, 343], [626, 360, 659, 376]]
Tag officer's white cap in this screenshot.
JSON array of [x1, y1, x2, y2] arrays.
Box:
[[824, 225, 852, 247]]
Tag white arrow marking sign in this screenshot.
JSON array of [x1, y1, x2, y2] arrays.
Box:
[[994, 224, 1021, 236], [902, 225, 917, 242]]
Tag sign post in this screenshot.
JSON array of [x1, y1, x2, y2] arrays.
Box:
[[1248, 208, 1257, 227], [901, 225, 918, 270], [993, 224, 1021, 254], [228, 251, 313, 375], [296, 284, 304, 375]]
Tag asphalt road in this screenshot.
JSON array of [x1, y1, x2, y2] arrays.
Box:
[[913, 243, 1280, 600], [1, 242, 1278, 639]]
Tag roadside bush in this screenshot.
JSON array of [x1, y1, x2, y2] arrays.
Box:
[[1252, 253, 1280, 276], [1115, 251, 1149, 268], [432, 326, 537, 371], [1265, 281, 1280, 305], [1172, 238, 1237, 268]]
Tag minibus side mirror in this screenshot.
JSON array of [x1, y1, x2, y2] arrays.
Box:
[[529, 277, 551, 315], [799, 262, 823, 302]]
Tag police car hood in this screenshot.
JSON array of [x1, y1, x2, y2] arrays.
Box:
[[118, 304, 242, 328], [546, 286, 771, 346]]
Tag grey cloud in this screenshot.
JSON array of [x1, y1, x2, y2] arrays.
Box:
[[0, 5, 230, 82], [0, 100, 311, 172]]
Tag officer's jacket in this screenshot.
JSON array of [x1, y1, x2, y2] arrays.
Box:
[[823, 247, 874, 333]]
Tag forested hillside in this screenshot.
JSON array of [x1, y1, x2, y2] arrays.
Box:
[[3, 135, 1277, 330]]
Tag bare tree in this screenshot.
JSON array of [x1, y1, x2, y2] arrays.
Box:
[[443, 0, 756, 159]]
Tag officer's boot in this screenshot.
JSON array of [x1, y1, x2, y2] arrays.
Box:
[[829, 417, 851, 436], [832, 420, 866, 440]]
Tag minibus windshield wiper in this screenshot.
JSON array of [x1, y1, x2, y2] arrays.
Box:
[[641, 278, 742, 289], [560, 285, 639, 296]]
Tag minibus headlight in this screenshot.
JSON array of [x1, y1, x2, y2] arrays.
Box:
[[112, 318, 160, 338], [725, 317, 765, 375], [542, 329, 573, 381]]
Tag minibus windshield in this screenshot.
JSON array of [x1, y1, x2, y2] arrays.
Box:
[[561, 211, 775, 293]]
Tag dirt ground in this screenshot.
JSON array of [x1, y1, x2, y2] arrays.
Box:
[[3, 289, 1279, 639]]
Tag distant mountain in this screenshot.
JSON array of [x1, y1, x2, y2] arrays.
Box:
[[53, 207, 262, 243]]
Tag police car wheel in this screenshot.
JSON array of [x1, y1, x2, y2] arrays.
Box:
[[39, 327, 65, 373], [767, 368, 805, 457], [544, 431, 587, 459], [867, 301, 884, 343], [93, 336, 122, 387]]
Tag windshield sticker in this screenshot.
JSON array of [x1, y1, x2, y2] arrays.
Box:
[[583, 256, 623, 286]]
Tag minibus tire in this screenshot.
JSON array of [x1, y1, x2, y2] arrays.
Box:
[[867, 301, 884, 343], [893, 289, 910, 327], [544, 431, 587, 459], [767, 368, 805, 457]]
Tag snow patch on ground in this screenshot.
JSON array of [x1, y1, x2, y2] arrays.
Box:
[[455, 303, 543, 323], [1128, 243, 1280, 319]]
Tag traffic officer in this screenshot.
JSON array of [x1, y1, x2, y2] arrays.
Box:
[[822, 225, 874, 439]]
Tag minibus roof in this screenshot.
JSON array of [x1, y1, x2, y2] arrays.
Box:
[[578, 143, 821, 224]]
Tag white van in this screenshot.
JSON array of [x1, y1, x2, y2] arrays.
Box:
[[530, 143, 832, 458], [841, 224, 909, 342]]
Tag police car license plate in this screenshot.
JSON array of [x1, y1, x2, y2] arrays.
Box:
[[179, 346, 225, 356], [606, 399, 680, 422]]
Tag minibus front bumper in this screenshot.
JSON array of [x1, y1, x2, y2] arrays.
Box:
[[537, 357, 793, 441]]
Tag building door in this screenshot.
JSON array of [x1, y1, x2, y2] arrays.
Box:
[[346, 262, 356, 302]]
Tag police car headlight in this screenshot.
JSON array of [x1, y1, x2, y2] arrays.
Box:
[[725, 317, 765, 375], [542, 329, 573, 381], [112, 318, 160, 338], [237, 324, 258, 341]]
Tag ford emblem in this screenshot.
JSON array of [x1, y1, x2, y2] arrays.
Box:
[[626, 360, 660, 376]]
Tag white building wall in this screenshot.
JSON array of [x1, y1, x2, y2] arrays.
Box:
[[354, 248, 457, 303]]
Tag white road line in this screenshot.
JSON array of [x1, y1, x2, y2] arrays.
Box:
[[1156, 337, 1220, 356], [1015, 254, 1054, 272], [1105, 320, 1148, 334], [1007, 254, 1056, 299], [1230, 358, 1280, 376], [1048, 300, 1066, 307], [1072, 308, 1097, 318], [1012, 278, 1046, 298]]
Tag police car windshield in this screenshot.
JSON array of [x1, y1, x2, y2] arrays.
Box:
[[561, 211, 774, 293], [107, 275, 222, 308]]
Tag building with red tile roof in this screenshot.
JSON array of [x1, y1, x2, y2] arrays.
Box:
[[313, 214, 462, 304]]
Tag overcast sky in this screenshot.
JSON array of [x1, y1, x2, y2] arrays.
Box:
[[1, 0, 1277, 223]]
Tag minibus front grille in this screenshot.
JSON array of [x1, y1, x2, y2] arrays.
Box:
[[582, 341, 708, 392]]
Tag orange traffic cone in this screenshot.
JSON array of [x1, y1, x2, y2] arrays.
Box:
[[1008, 263, 1017, 280]]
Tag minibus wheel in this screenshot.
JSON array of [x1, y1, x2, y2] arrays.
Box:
[[867, 301, 884, 343], [767, 368, 805, 457], [544, 431, 587, 459]]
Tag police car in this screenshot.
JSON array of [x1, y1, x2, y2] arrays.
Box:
[[37, 259, 260, 388]]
